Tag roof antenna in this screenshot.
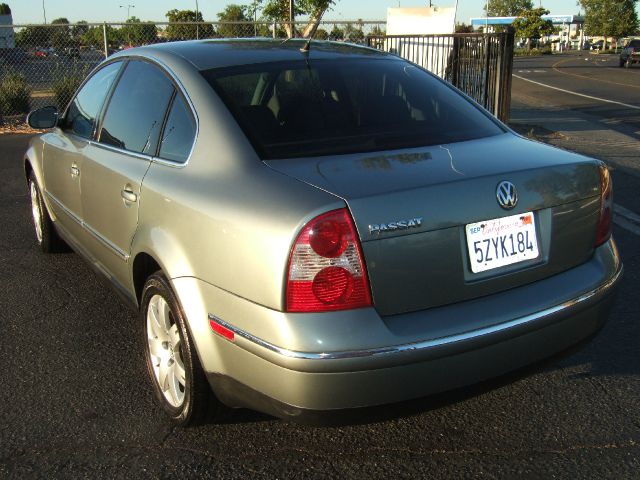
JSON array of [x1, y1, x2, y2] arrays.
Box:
[[300, 38, 311, 53], [300, 22, 321, 53]]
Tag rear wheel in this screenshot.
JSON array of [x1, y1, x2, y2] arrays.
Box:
[[141, 272, 220, 426], [28, 171, 65, 253], [619, 58, 625, 67]]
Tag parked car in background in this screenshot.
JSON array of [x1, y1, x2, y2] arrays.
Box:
[[24, 39, 622, 426], [620, 38, 640, 67], [590, 39, 609, 51]]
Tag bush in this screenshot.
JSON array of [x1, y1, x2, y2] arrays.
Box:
[[0, 70, 31, 116], [52, 74, 83, 110], [514, 44, 552, 56]]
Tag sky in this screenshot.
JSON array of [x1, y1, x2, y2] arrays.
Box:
[[5, 1, 589, 25]]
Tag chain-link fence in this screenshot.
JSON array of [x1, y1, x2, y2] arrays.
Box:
[[0, 20, 386, 119]]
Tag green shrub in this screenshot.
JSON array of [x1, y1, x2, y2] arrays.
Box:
[[0, 71, 31, 116], [52, 74, 83, 110], [514, 44, 552, 56]]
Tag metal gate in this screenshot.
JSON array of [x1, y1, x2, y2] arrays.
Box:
[[366, 32, 515, 122]]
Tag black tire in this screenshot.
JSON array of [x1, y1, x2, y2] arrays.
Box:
[[619, 58, 625, 67], [28, 171, 66, 253], [140, 272, 220, 426]]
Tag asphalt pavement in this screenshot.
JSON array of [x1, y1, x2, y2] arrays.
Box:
[[1, 54, 640, 478]]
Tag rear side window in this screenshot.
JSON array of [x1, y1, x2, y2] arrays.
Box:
[[99, 60, 175, 155], [629, 40, 640, 48], [159, 94, 196, 163], [202, 58, 504, 159], [63, 61, 122, 139]]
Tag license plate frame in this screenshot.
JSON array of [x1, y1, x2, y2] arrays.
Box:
[[465, 211, 540, 274]]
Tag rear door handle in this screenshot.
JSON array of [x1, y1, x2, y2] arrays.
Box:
[[70, 166, 80, 177], [121, 188, 138, 203]]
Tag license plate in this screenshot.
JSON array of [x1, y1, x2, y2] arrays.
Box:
[[465, 212, 539, 273]]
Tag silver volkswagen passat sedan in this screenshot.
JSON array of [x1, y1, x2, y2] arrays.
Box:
[[24, 39, 622, 425]]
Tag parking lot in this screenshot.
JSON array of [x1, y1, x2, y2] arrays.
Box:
[[1, 53, 640, 478]]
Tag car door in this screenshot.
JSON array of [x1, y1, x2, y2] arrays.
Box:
[[79, 59, 176, 288], [42, 61, 123, 243]]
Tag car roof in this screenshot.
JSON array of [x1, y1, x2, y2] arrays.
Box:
[[117, 38, 392, 71]]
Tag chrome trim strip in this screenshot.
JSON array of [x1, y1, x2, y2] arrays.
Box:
[[208, 266, 622, 362], [44, 190, 130, 261], [83, 222, 130, 261], [44, 190, 82, 225], [88, 140, 155, 162]]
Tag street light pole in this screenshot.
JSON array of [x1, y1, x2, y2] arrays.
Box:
[[119, 4, 135, 21], [42, 0, 47, 23], [120, 4, 135, 45]]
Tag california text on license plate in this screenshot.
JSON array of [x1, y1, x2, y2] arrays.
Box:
[[465, 211, 539, 273]]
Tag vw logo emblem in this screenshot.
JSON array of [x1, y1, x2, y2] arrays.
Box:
[[496, 181, 518, 210]]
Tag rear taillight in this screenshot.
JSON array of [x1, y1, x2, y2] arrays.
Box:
[[594, 164, 612, 247], [286, 209, 372, 312]]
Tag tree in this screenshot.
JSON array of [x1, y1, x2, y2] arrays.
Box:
[[485, 0, 533, 16], [83, 25, 122, 50], [455, 22, 474, 33], [314, 28, 328, 39], [0, 3, 11, 15], [120, 16, 158, 46], [580, 0, 639, 46], [260, 0, 337, 38], [165, 9, 214, 41], [512, 7, 553, 49], [50, 17, 72, 50], [217, 4, 250, 38], [72, 21, 89, 41], [329, 24, 343, 40], [343, 23, 364, 43], [16, 26, 51, 48]]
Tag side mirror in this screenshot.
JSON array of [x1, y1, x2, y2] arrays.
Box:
[[27, 106, 59, 129]]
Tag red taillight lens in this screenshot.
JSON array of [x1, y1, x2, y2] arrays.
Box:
[[594, 164, 612, 247], [286, 209, 372, 312]]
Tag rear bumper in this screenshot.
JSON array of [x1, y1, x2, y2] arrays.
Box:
[[174, 240, 622, 417]]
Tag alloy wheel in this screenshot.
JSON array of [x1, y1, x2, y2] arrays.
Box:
[[146, 294, 186, 408]]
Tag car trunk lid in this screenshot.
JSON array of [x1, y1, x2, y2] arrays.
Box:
[[265, 133, 602, 316]]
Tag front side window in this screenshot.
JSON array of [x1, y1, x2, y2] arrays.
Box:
[[158, 94, 196, 163], [202, 58, 505, 159], [62, 61, 122, 139], [99, 60, 175, 155]]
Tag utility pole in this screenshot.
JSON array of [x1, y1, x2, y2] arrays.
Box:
[[42, 0, 47, 23]]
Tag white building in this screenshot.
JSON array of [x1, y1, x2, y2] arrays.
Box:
[[0, 12, 15, 48]]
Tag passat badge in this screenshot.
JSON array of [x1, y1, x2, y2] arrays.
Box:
[[369, 217, 423, 236]]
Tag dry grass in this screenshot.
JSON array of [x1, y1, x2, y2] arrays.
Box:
[[0, 116, 43, 135]]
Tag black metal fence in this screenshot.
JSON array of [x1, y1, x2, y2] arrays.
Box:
[[366, 32, 515, 122]]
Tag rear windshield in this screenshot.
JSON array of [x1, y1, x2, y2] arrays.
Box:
[[202, 58, 504, 159], [628, 40, 640, 48]]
